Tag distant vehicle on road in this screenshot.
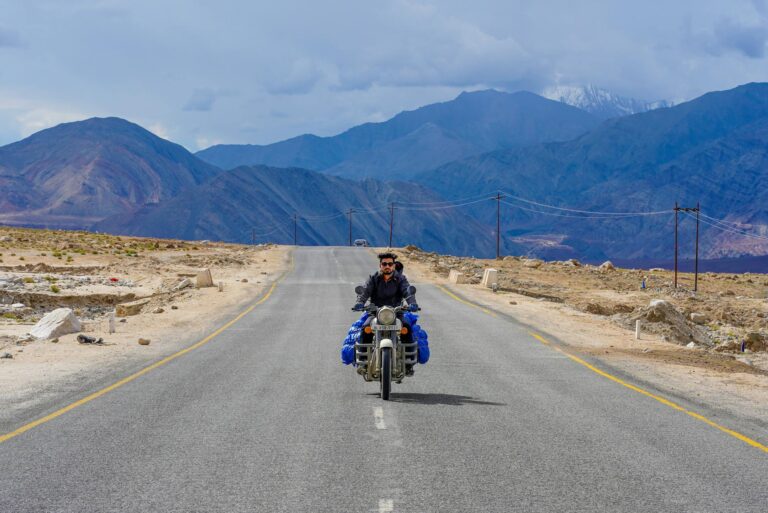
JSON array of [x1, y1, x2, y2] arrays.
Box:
[[354, 239, 369, 247]]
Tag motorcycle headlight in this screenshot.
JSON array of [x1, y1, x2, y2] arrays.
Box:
[[377, 307, 396, 325]]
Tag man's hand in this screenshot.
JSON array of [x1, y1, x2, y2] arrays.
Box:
[[408, 303, 420, 312], [352, 303, 365, 311]]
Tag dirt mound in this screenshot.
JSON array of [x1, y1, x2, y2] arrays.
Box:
[[622, 299, 712, 346], [582, 302, 634, 316]]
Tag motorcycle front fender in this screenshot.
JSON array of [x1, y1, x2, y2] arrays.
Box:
[[380, 339, 394, 349]]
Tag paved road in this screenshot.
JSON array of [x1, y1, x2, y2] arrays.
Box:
[[1, 247, 767, 512]]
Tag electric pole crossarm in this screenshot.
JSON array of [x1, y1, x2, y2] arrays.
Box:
[[673, 203, 701, 291]]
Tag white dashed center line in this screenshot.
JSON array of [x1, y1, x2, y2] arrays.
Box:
[[378, 498, 394, 512], [373, 407, 386, 430]]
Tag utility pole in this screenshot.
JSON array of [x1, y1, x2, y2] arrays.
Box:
[[347, 208, 354, 246], [494, 192, 504, 259], [674, 202, 679, 288], [694, 202, 700, 292], [673, 203, 701, 290], [388, 202, 395, 248], [293, 214, 298, 246]]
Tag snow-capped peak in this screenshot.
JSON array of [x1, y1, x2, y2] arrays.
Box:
[[541, 84, 673, 120]]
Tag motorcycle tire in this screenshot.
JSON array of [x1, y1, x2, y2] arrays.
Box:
[[380, 347, 392, 401]]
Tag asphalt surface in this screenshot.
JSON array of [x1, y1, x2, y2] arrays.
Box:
[[1, 246, 767, 512]]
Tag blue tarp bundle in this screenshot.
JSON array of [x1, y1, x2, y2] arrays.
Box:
[[340, 312, 369, 365], [340, 311, 430, 365]]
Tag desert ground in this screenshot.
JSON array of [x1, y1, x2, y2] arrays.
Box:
[[3, 228, 767, 428], [395, 246, 768, 425], [0, 227, 290, 423]]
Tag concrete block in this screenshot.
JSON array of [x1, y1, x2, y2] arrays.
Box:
[[448, 270, 466, 284], [482, 268, 498, 288], [30, 308, 81, 340], [196, 269, 214, 288], [115, 298, 151, 317]]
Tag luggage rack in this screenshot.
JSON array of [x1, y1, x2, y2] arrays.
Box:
[[355, 341, 417, 382]]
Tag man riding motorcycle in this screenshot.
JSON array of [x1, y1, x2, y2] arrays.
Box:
[[353, 252, 420, 374]]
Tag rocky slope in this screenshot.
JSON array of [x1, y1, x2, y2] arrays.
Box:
[[416, 83, 768, 262], [0, 117, 221, 229], [94, 165, 495, 256]]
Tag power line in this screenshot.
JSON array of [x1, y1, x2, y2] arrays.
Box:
[[386, 191, 494, 206], [684, 211, 768, 242], [397, 197, 491, 211], [500, 190, 668, 216], [500, 199, 648, 219]]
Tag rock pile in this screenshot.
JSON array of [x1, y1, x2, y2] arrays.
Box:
[[626, 300, 711, 346]]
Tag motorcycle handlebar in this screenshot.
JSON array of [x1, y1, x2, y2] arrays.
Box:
[[351, 304, 419, 313]]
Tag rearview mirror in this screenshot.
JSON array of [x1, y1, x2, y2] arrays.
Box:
[[354, 285, 364, 295], [408, 286, 417, 295]]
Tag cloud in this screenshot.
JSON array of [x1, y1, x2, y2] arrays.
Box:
[[712, 18, 768, 58], [183, 89, 217, 112], [263, 59, 328, 95], [0, 27, 21, 48], [15, 108, 93, 137], [332, 2, 546, 92], [688, 1, 768, 59], [147, 123, 171, 140]]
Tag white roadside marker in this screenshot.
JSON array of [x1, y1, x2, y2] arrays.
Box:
[[373, 407, 386, 430], [378, 499, 394, 512]]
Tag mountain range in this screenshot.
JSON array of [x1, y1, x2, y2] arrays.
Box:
[[196, 90, 600, 180], [1, 83, 767, 268], [94, 165, 494, 255], [541, 84, 673, 120], [417, 83, 768, 261]]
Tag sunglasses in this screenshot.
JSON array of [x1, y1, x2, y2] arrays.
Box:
[[380, 261, 395, 267]]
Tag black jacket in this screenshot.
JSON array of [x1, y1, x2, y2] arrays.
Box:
[[357, 271, 416, 308]]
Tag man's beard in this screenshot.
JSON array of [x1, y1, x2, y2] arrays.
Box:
[[382, 268, 393, 275]]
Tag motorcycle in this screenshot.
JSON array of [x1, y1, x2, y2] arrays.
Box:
[[352, 285, 419, 400]]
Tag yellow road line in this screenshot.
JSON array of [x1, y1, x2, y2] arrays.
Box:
[[530, 332, 768, 454], [434, 283, 768, 454], [435, 285, 496, 317], [1, 271, 285, 445]]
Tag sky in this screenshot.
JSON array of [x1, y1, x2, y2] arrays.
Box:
[[1, 0, 768, 150]]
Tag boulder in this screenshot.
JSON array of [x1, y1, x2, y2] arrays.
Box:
[[523, 259, 543, 269], [138, 338, 151, 346], [689, 312, 708, 325], [29, 308, 81, 340], [196, 269, 214, 288], [115, 298, 151, 317], [174, 278, 192, 291], [599, 261, 615, 271], [564, 258, 581, 267], [745, 332, 766, 352]]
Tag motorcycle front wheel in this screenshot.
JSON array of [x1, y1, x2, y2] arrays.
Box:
[[380, 347, 392, 400]]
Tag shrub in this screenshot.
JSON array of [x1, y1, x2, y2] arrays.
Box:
[[50, 285, 60, 293], [23, 277, 34, 284]]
